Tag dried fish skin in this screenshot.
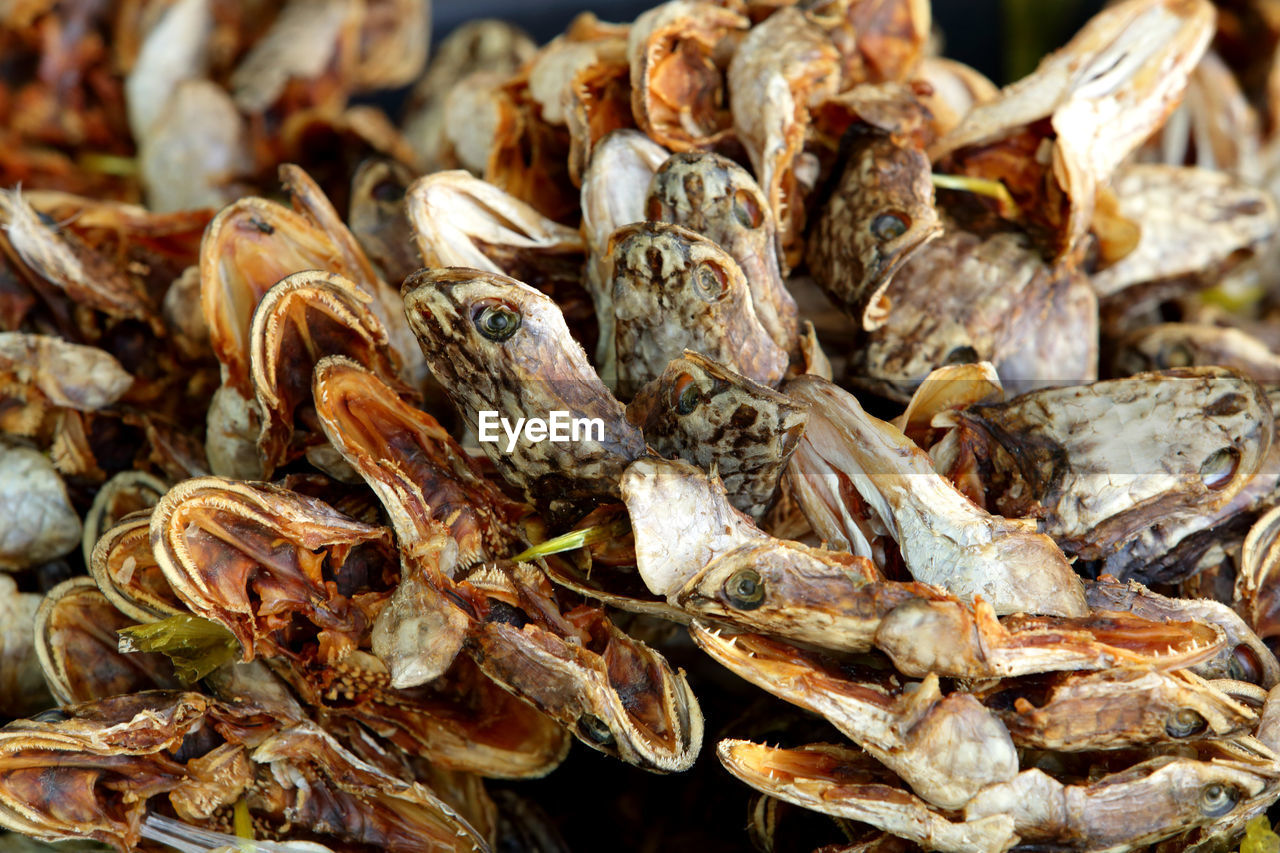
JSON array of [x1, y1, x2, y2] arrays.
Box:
[[34, 577, 180, 706], [407, 170, 586, 277], [627, 351, 807, 519], [627, 1, 748, 151], [785, 376, 1087, 617], [646, 151, 799, 356], [608, 221, 788, 398], [466, 571, 704, 773], [0, 438, 81, 571], [952, 368, 1274, 560], [348, 158, 420, 286], [0, 573, 51, 717], [137, 79, 252, 213], [0, 190, 153, 325], [403, 267, 645, 521]]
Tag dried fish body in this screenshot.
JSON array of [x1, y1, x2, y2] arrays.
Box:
[[1086, 577, 1280, 688], [931, 0, 1215, 260], [0, 573, 51, 717], [248, 270, 413, 478], [0, 438, 80, 571], [138, 79, 252, 213], [403, 267, 645, 521], [948, 368, 1274, 560], [34, 577, 179, 705], [582, 130, 671, 373], [402, 20, 537, 170], [847, 225, 1098, 402], [977, 668, 1257, 751], [692, 626, 1017, 809], [1114, 323, 1280, 383], [312, 356, 526, 568], [88, 510, 186, 623], [646, 151, 799, 356], [463, 563, 704, 772], [1090, 164, 1277, 303], [963, 755, 1280, 852], [627, 1, 748, 151], [621, 457, 769, 597], [0, 333, 132, 437], [0, 189, 153, 326], [716, 741, 1017, 853], [149, 477, 398, 663], [407, 170, 586, 282], [1139, 50, 1263, 182], [727, 8, 840, 263], [785, 376, 1087, 617], [348, 158, 420, 285], [806, 123, 940, 332], [608, 221, 788, 398], [626, 351, 807, 519]]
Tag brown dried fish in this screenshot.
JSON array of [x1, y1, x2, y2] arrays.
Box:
[[403, 267, 645, 521], [786, 376, 1088, 616], [34, 577, 180, 705], [627, 0, 748, 150], [646, 151, 799, 356], [608, 221, 788, 397], [626, 351, 807, 519]]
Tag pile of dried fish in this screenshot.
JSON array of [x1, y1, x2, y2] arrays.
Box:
[[10, 0, 1280, 850]]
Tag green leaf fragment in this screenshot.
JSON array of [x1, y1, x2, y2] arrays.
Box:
[[511, 517, 631, 562], [118, 615, 240, 683]]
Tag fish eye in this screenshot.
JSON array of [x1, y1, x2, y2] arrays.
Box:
[[577, 713, 615, 746], [870, 211, 910, 241], [732, 188, 764, 229], [1199, 783, 1239, 817], [943, 345, 979, 366], [1165, 707, 1207, 738], [473, 301, 522, 342], [670, 372, 701, 415], [1200, 448, 1239, 490], [724, 569, 765, 610], [1160, 343, 1194, 369], [1228, 644, 1263, 683], [371, 180, 404, 203], [693, 262, 730, 301]]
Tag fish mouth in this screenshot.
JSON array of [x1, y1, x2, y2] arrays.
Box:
[[860, 223, 943, 331]]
